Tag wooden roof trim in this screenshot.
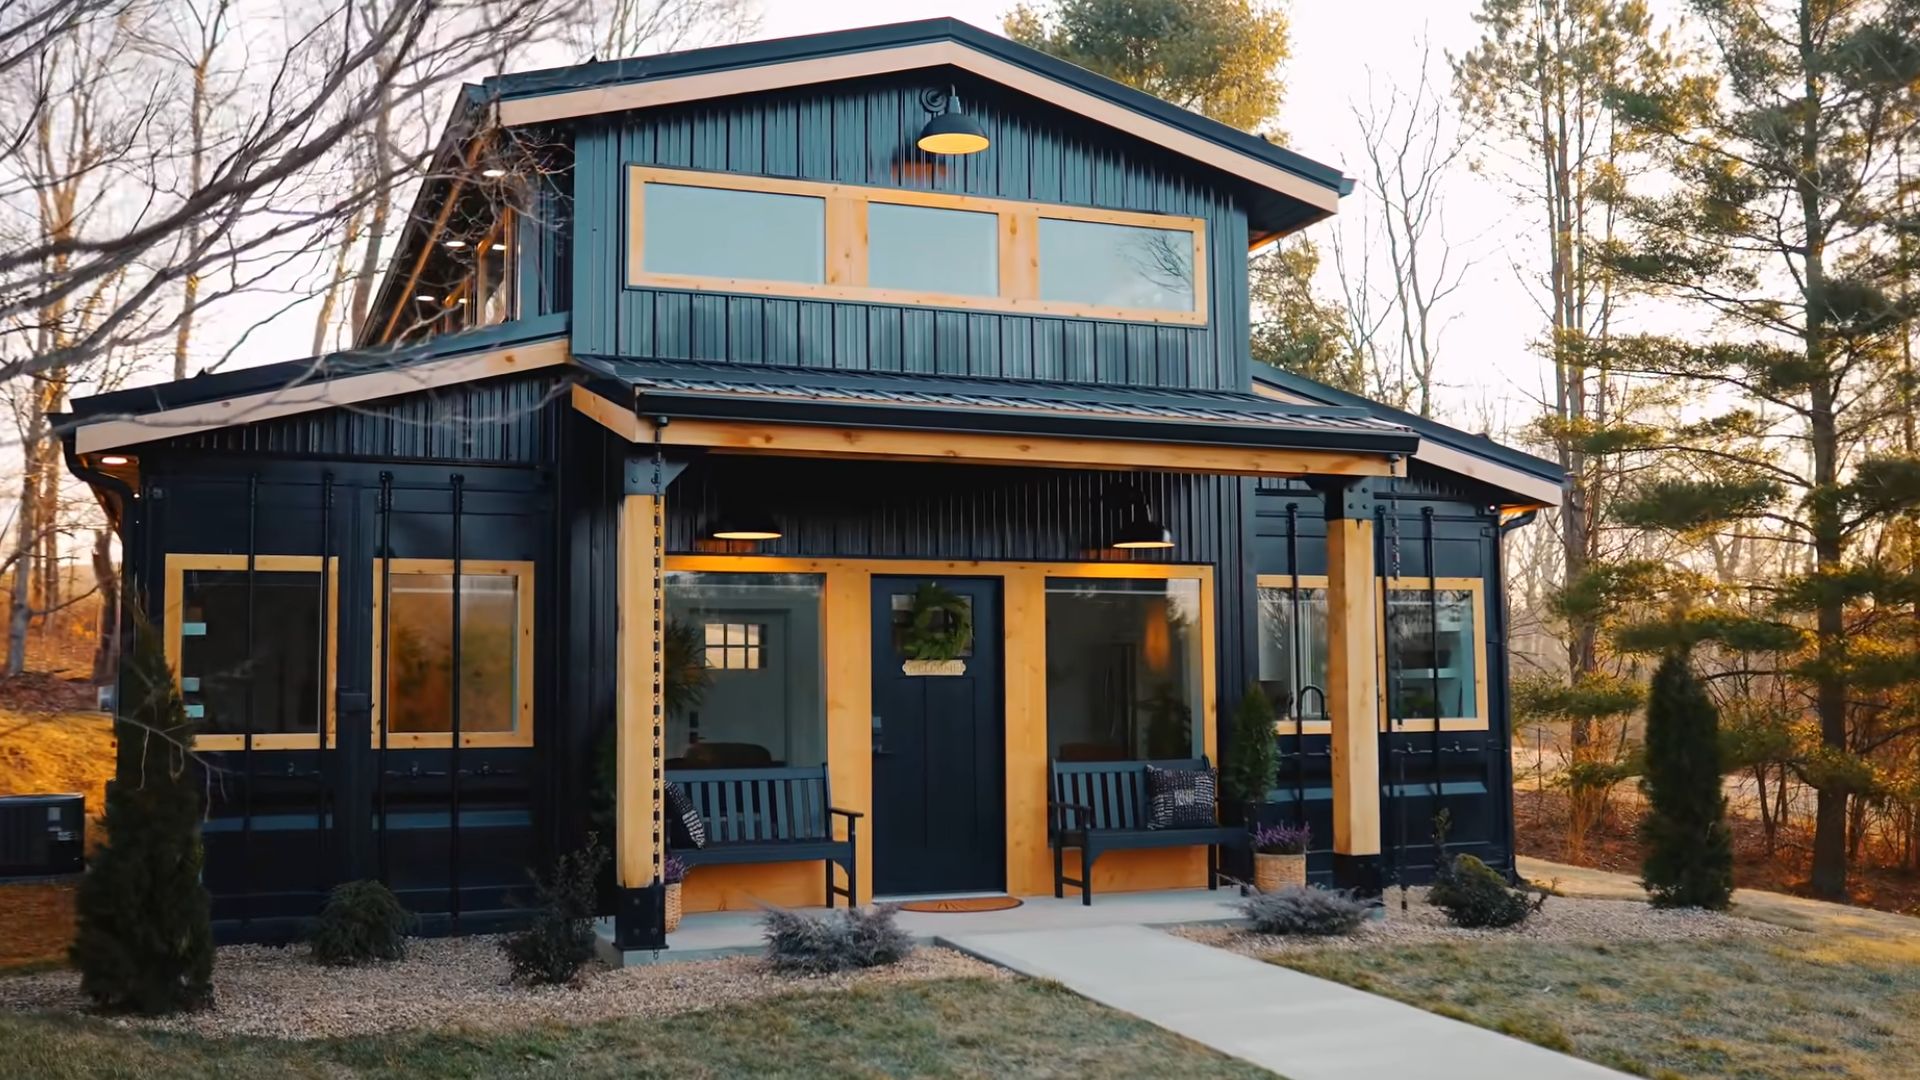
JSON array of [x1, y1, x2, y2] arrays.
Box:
[[1252, 381, 1565, 507], [493, 41, 1339, 216], [75, 337, 572, 454]]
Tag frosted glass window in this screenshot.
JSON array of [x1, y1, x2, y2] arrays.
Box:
[[1038, 218, 1195, 311], [868, 203, 998, 296], [642, 183, 824, 283]]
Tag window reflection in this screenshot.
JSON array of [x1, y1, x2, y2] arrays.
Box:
[[179, 570, 325, 738], [1256, 585, 1329, 723], [868, 203, 998, 296], [1038, 217, 1195, 312], [665, 572, 825, 769], [1045, 578, 1203, 761]]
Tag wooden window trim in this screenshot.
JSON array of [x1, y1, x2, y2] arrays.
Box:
[[625, 165, 1208, 326], [1254, 573, 1492, 734], [371, 558, 536, 750], [163, 553, 339, 752]]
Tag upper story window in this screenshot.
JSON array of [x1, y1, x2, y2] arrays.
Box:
[[627, 166, 1207, 326], [1039, 218, 1196, 312], [644, 184, 825, 284]]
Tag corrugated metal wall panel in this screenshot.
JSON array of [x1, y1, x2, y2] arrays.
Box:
[[159, 373, 566, 464], [574, 71, 1250, 390]]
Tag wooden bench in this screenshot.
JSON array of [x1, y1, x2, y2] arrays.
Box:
[[1049, 757, 1246, 905], [666, 766, 861, 907]]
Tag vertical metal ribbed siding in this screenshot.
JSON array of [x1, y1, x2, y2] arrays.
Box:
[[571, 71, 1252, 391]]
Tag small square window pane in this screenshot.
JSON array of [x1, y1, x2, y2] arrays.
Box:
[[706, 623, 725, 646]]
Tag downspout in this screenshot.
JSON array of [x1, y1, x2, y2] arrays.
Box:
[[1491, 504, 1539, 881]]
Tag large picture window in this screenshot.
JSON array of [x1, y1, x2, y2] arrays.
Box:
[[373, 559, 534, 748], [1254, 574, 1490, 732], [626, 166, 1207, 325], [665, 571, 826, 770], [1044, 577, 1205, 761], [165, 554, 338, 751]]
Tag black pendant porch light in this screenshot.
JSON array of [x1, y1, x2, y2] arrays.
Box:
[[1110, 484, 1176, 550], [917, 86, 990, 156], [710, 507, 782, 542]]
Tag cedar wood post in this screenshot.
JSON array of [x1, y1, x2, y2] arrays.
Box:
[[1316, 476, 1384, 895]]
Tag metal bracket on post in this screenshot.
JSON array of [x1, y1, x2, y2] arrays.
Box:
[[1306, 472, 1382, 522], [614, 883, 667, 951], [623, 452, 690, 496]]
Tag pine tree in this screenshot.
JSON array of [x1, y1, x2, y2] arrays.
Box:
[[70, 613, 212, 1014], [1639, 651, 1734, 909], [1603, 0, 1920, 898], [1222, 683, 1278, 816]]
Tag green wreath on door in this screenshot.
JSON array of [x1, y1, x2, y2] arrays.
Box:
[[902, 582, 973, 661]]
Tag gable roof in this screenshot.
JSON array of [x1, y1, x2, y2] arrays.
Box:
[[478, 18, 1350, 228], [1251, 361, 1567, 508]]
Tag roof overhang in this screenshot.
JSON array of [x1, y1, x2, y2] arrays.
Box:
[[570, 362, 1416, 480], [68, 317, 572, 455], [483, 19, 1348, 224], [1251, 371, 1566, 509]]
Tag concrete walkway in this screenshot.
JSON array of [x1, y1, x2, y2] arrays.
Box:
[[1519, 856, 1920, 944], [942, 923, 1630, 1080]]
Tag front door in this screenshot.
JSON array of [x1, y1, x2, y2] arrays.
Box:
[[870, 576, 1005, 896]]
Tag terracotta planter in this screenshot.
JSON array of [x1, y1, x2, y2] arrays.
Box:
[[664, 882, 683, 933], [1253, 852, 1307, 892]]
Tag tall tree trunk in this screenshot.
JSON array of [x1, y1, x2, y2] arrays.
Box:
[[88, 526, 115, 685], [1799, 1, 1849, 898], [7, 437, 38, 676]]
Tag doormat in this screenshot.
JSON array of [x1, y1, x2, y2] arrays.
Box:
[[892, 896, 1023, 914]]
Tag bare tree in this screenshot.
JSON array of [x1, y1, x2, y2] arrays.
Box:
[[1331, 40, 1473, 419]]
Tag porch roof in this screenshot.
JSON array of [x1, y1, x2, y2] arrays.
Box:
[[574, 358, 1420, 459]]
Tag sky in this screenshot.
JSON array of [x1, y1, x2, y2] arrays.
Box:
[[201, 1, 1609, 435]]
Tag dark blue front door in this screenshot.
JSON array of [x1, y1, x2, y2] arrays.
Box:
[[869, 576, 1005, 896]]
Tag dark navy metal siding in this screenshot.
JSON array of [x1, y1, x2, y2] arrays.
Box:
[[155, 373, 568, 464], [570, 71, 1252, 391], [1247, 467, 1515, 883]]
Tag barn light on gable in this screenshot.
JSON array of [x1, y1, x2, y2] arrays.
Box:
[[917, 85, 989, 156]]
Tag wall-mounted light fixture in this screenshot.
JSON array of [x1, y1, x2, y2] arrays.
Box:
[[917, 85, 990, 156], [1110, 484, 1176, 550]]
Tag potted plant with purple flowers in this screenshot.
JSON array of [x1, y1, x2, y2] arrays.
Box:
[[1252, 822, 1310, 892], [664, 855, 688, 933]]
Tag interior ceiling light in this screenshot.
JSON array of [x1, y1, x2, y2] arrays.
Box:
[[481, 167, 508, 178], [414, 293, 435, 303], [443, 238, 467, 249], [98, 454, 130, 466], [917, 85, 990, 156]]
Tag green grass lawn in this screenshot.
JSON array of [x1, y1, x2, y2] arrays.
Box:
[[1274, 933, 1920, 1080], [2, 976, 1271, 1080]]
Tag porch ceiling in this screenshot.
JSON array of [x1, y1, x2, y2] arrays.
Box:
[[571, 359, 1418, 478]]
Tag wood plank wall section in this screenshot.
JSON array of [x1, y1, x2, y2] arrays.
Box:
[[571, 71, 1252, 390], [663, 556, 1216, 911], [1324, 517, 1382, 860]]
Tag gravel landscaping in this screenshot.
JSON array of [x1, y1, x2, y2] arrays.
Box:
[[1175, 886, 1790, 957], [0, 937, 1008, 1040]]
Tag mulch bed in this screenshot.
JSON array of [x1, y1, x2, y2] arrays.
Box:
[[1514, 787, 1920, 917]]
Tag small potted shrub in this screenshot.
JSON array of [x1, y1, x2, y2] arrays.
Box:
[[1251, 822, 1310, 893], [663, 855, 687, 933]]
